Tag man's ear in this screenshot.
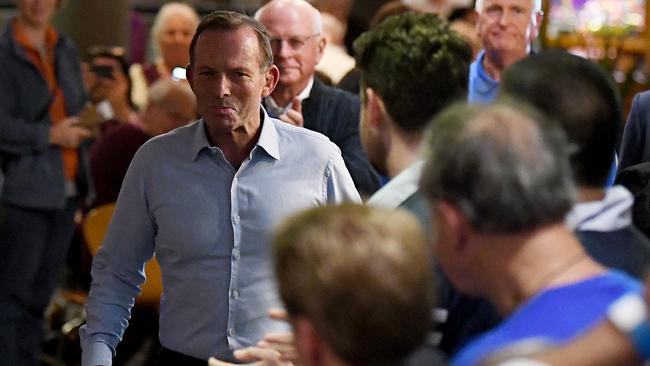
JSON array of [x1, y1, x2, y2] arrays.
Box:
[[365, 87, 388, 131], [315, 36, 327, 65], [262, 64, 280, 97], [436, 200, 471, 254], [293, 317, 323, 366]]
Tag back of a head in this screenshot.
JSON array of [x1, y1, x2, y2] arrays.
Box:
[[420, 103, 576, 233], [370, 0, 414, 28], [148, 79, 195, 113], [274, 204, 434, 366], [354, 12, 472, 133], [500, 50, 621, 188], [145, 79, 196, 133]]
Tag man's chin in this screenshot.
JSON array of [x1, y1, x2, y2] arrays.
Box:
[[277, 70, 302, 84]]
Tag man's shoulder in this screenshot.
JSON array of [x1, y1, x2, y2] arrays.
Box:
[[633, 89, 650, 110], [135, 120, 199, 157], [271, 118, 340, 155], [452, 271, 642, 365], [272, 118, 335, 144]]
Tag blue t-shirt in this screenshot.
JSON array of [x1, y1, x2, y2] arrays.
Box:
[[452, 270, 642, 366], [468, 50, 499, 104]]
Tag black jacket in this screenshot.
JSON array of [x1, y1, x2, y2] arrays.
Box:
[[267, 78, 381, 196]]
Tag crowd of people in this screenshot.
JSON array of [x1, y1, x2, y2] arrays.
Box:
[[2, 0, 650, 365]]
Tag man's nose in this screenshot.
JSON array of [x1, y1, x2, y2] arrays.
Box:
[[499, 10, 513, 26], [172, 31, 186, 43], [215, 74, 231, 98], [275, 41, 293, 58]]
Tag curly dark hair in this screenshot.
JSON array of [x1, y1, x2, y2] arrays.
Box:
[[354, 12, 472, 133]]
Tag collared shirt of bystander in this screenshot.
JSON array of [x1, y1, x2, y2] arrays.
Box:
[[468, 50, 500, 104]]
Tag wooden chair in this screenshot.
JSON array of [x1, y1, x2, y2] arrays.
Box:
[[82, 203, 163, 306]]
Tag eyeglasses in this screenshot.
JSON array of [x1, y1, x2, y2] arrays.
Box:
[[269, 34, 321, 50]]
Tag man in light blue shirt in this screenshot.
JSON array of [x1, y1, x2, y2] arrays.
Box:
[[80, 11, 360, 366], [468, 0, 543, 103]]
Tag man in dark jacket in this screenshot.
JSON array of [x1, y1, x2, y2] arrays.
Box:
[[255, 0, 380, 196]]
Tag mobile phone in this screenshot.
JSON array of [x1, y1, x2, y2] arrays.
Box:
[[91, 65, 114, 79], [172, 67, 187, 80]]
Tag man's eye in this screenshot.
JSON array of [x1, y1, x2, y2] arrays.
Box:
[[486, 5, 501, 14], [288, 38, 305, 49]]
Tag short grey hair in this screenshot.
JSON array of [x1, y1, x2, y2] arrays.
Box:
[[475, 0, 542, 14], [150, 2, 200, 61], [254, 0, 324, 35], [420, 102, 576, 233]]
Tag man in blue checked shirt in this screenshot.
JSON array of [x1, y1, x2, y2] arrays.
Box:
[[80, 10, 360, 366]]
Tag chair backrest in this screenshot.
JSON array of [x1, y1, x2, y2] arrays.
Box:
[[82, 203, 163, 306]]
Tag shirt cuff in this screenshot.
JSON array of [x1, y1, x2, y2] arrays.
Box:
[[81, 341, 113, 366]]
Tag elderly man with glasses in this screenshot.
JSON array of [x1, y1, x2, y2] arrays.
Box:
[[255, 0, 380, 197]]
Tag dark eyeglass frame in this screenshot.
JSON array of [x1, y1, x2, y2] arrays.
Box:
[[269, 34, 321, 50]]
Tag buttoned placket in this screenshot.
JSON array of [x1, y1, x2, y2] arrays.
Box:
[[226, 153, 253, 348]]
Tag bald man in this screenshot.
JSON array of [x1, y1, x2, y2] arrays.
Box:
[[255, 0, 380, 197], [89, 79, 197, 208]]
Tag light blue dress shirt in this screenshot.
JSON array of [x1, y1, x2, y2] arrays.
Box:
[[468, 50, 500, 104], [80, 108, 360, 365]]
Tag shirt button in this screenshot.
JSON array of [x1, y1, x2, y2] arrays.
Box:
[[233, 215, 240, 224], [231, 290, 239, 299], [228, 328, 235, 337], [233, 250, 240, 260], [233, 177, 238, 184]]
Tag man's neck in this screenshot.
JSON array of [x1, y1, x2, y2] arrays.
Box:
[[385, 132, 423, 179], [270, 78, 311, 107], [481, 223, 605, 315], [482, 48, 529, 81], [16, 18, 48, 48], [205, 118, 262, 170], [577, 186, 606, 203]]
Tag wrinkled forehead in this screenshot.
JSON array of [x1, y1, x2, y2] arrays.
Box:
[[477, 0, 541, 13], [259, 7, 321, 37]]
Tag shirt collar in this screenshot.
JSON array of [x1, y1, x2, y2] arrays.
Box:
[[566, 185, 634, 232], [474, 50, 499, 95], [265, 76, 314, 116], [366, 160, 425, 208], [191, 106, 280, 162], [12, 19, 58, 54]]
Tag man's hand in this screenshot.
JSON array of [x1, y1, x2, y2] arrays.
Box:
[[278, 98, 304, 127], [49, 117, 91, 148], [208, 309, 298, 366], [208, 347, 293, 366]]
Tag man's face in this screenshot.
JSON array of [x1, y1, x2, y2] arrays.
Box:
[[188, 27, 276, 133], [258, 7, 324, 90], [477, 0, 541, 56], [158, 13, 196, 69], [17, 0, 57, 28]]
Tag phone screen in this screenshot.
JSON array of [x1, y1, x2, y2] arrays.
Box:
[[172, 67, 187, 80], [91, 65, 114, 79]]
